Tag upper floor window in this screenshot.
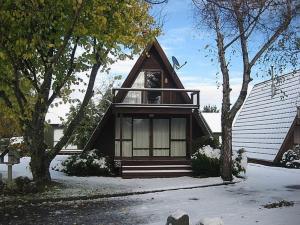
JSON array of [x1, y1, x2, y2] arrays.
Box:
[[123, 70, 162, 104]]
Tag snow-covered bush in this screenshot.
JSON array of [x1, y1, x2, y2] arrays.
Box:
[[191, 146, 247, 177], [232, 148, 247, 176], [281, 145, 300, 169], [192, 135, 220, 152], [61, 149, 113, 176], [191, 146, 221, 177]]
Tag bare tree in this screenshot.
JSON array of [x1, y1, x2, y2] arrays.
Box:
[[193, 0, 298, 181]]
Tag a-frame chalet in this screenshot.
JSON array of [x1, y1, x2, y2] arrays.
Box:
[[84, 39, 212, 178]]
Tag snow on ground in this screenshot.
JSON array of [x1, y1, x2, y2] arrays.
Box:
[[127, 164, 300, 225], [0, 155, 224, 202], [1, 156, 300, 224]]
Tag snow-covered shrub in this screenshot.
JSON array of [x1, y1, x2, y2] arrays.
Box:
[[192, 135, 220, 152], [281, 145, 300, 169], [232, 148, 247, 176], [191, 146, 221, 177], [191, 146, 247, 177], [61, 149, 113, 176]]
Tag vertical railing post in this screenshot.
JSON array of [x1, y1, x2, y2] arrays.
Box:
[[197, 91, 200, 108], [112, 89, 115, 103], [120, 113, 123, 159]]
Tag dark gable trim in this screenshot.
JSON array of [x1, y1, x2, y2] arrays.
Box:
[[193, 110, 213, 137], [83, 105, 113, 152], [273, 115, 297, 163]]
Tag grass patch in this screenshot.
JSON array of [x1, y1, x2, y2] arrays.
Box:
[[263, 200, 294, 209]]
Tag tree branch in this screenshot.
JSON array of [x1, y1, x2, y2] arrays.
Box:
[[47, 37, 80, 105], [249, 1, 292, 67], [49, 3, 83, 64], [0, 90, 13, 108], [49, 62, 101, 159]]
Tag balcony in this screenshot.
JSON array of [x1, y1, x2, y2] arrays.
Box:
[[112, 88, 200, 109]]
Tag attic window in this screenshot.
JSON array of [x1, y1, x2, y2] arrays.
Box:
[[145, 71, 162, 104]]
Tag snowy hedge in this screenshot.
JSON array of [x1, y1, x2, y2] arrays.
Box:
[[61, 149, 113, 176], [281, 145, 300, 169], [191, 146, 247, 177]]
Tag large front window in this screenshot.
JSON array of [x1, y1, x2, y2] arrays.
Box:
[[115, 116, 187, 158]]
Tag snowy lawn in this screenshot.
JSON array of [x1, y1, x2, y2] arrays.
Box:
[[1, 156, 300, 224], [0, 155, 226, 203], [125, 163, 300, 225]]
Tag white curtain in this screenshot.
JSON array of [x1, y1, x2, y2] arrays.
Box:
[[122, 141, 132, 157], [153, 119, 169, 156], [122, 117, 132, 139], [133, 119, 149, 156], [171, 141, 186, 156], [123, 72, 145, 104], [171, 118, 186, 139], [115, 141, 120, 156], [171, 118, 186, 156], [115, 117, 132, 157]]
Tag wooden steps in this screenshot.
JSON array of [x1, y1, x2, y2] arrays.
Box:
[[121, 160, 192, 178]]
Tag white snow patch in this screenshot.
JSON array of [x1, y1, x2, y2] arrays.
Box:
[[170, 209, 188, 220], [197, 217, 224, 225]]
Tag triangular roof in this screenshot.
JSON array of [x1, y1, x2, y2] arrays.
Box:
[[83, 39, 212, 151], [232, 71, 300, 162], [114, 38, 191, 103]]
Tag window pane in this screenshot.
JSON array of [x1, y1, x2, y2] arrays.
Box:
[[153, 119, 169, 148], [153, 149, 169, 156], [122, 117, 132, 139], [133, 119, 149, 148], [171, 141, 186, 156], [122, 141, 132, 157], [133, 149, 149, 157], [145, 71, 162, 104], [171, 118, 186, 139], [123, 72, 144, 104], [115, 141, 120, 156]]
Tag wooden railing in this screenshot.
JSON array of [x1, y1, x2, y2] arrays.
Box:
[[112, 88, 200, 108]]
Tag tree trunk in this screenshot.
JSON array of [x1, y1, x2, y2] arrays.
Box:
[[220, 120, 233, 181], [30, 150, 51, 184]]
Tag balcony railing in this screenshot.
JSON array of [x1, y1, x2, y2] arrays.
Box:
[[112, 88, 200, 109]]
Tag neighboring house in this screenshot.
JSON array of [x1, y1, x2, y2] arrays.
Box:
[[45, 123, 81, 155], [202, 112, 222, 143], [233, 71, 300, 164], [84, 39, 212, 178]]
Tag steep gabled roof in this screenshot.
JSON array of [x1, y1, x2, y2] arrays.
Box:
[[232, 71, 300, 162], [115, 38, 191, 103], [83, 39, 212, 152]]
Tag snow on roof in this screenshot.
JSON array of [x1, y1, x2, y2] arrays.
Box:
[[232, 71, 300, 161], [202, 113, 221, 134]]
